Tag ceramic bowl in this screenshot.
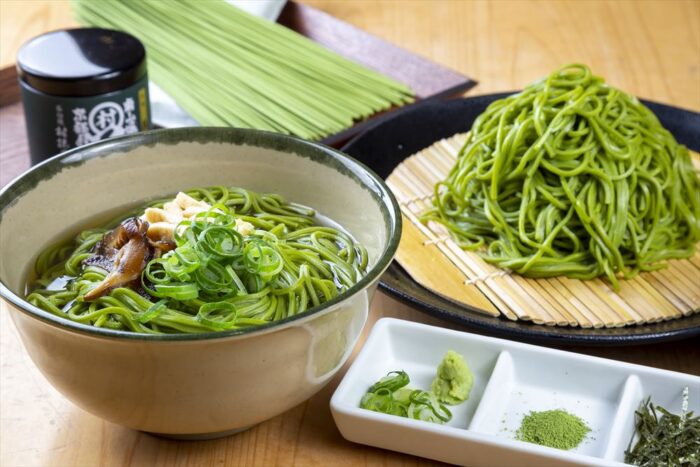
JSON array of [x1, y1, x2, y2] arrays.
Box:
[[0, 128, 401, 438]]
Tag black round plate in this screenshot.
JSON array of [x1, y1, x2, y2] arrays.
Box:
[[342, 94, 700, 346]]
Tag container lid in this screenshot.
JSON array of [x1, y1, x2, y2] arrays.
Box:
[[17, 28, 147, 97]]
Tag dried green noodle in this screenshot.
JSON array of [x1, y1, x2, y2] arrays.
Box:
[[72, 0, 414, 140]]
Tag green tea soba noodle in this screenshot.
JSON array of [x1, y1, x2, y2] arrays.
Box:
[[424, 64, 700, 289], [26, 186, 368, 334]]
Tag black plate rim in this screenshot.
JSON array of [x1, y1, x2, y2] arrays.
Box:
[[342, 93, 700, 346]]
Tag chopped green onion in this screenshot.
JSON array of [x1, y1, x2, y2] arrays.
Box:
[[360, 388, 408, 417], [360, 369, 458, 425], [28, 186, 368, 333], [198, 226, 244, 259], [144, 259, 171, 284], [138, 298, 167, 323], [153, 283, 199, 301], [196, 301, 238, 330], [368, 370, 410, 393], [407, 390, 452, 423]]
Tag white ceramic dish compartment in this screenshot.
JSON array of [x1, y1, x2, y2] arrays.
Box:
[[330, 318, 700, 466]]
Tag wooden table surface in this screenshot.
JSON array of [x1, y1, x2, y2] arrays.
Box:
[[1, 1, 699, 466]]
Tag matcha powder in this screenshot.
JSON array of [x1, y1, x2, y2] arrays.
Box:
[[516, 409, 591, 450]]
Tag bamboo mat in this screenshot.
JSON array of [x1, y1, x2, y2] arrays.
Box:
[[387, 133, 700, 328]]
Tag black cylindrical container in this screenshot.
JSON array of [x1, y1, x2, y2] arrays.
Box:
[[17, 28, 151, 165]]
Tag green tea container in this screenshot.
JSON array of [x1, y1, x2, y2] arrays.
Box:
[[17, 28, 151, 165]]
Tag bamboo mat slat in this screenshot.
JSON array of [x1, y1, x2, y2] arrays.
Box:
[[386, 133, 700, 328]]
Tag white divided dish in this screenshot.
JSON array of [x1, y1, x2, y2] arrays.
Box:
[[330, 318, 700, 466]]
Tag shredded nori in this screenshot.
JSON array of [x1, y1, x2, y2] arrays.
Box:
[[625, 388, 700, 466]]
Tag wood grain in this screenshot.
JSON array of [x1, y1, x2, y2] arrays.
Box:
[[0, 102, 29, 186], [0, 297, 455, 467], [0, 1, 75, 69], [2, 294, 699, 467], [1, 1, 700, 466], [303, 0, 700, 112]]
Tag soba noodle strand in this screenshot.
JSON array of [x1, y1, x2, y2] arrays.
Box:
[[27, 186, 368, 334], [423, 64, 700, 289]]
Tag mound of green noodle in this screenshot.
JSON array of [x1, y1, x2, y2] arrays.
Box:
[[424, 64, 700, 289]]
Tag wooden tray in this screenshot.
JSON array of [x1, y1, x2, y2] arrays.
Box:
[[0, 1, 476, 166], [343, 94, 700, 345]]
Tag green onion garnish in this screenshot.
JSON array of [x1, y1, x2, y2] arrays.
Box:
[[27, 186, 368, 334], [360, 370, 454, 425], [368, 371, 410, 393]]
